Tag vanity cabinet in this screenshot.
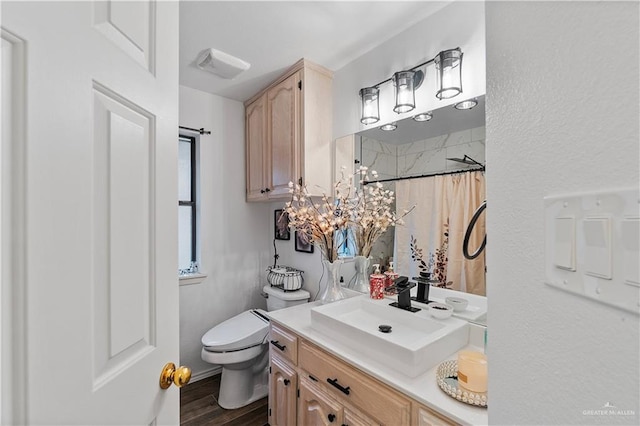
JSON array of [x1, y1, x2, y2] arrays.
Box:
[[244, 59, 333, 202], [267, 322, 458, 426]]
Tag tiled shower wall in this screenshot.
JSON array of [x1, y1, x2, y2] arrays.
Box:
[[360, 125, 486, 179], [358, 125, 486, 268]]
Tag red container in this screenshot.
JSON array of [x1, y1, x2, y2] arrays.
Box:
[[369, 274, 386, 299]]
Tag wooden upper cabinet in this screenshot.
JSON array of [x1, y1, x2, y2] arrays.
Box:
[[245, 59, 333, 202]]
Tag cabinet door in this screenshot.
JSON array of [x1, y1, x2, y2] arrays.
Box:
[[269, 356, 297, 426], [298, 376, 343, 426], [267, 71, 301, 198], [246, 94, 269, 201], [343, 407, 380, 426]]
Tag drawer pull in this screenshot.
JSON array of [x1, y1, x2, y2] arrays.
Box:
[[270, 340, 286, 351], [283, 379, 290, 386], [328, 413, 336, 422], [327, 378, 350, 395]]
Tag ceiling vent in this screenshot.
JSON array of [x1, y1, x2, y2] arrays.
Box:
[[195, 48, 251, 79]]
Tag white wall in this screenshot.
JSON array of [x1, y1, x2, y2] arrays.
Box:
[[179, 86, 271, 379], [333, 1, 486, 140], [486, 2, 639, 424]]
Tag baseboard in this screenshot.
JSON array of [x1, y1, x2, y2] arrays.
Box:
[[190, 366, 222, 383]]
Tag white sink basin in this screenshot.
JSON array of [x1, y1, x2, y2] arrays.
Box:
[[310, 295, 468, 378]]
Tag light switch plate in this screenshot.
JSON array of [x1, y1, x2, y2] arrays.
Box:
[[544, 188, 640, 315]]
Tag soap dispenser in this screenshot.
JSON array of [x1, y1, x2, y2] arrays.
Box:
[[369, 264, 385, 300], [384, 261, 399, 296]]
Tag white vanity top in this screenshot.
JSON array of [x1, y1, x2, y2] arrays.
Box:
[[268, 294, 488, 426]]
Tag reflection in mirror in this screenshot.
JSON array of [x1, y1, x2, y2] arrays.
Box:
[[348, 96, 486, 300]]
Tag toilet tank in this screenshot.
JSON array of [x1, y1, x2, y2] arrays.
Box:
[[263, 285, 310, 311]]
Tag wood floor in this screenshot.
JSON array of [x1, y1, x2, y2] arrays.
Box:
[[180, 374, 268, 426]]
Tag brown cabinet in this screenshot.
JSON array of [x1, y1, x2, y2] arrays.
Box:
[[244, 59, 333, 202], [268, 323, 458, 426]]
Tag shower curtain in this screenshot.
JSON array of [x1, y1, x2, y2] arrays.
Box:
[[395, 171, 486, 296]]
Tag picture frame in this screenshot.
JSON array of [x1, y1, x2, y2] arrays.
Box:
[[274, 209, 290, 240], [295, 231, 314, 253]]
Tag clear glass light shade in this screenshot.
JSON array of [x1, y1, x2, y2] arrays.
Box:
[[413, 112, 433, 122], [392, 71, 416, 113], [359, 87, 380, 124], [435, 48, 463, 100], [380, 122, 397, 131]]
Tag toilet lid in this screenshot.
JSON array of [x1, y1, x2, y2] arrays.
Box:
[[201, 309, 269, 352]]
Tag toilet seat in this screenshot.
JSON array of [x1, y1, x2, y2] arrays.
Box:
[[202, 309, 269, 352]]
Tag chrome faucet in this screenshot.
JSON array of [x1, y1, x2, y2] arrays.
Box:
[[385, 276, 421, 313]]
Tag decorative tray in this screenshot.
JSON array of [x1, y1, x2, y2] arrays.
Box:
[[436, 360, 487, 408]]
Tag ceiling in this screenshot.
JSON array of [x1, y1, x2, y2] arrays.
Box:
[[179, 1, 452, 102]]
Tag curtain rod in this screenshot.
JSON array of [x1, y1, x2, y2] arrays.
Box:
[[363, 167, 485, 185], [179, 125, 211, 135]]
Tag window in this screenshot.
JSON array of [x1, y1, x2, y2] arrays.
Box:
[[178, 134, 198, 275]]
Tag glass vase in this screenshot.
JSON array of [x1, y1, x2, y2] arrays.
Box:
[[352, 256, 371, 294], [320, 259, 346, 304]]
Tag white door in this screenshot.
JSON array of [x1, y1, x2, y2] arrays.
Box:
[[1, 1, 180, 424]]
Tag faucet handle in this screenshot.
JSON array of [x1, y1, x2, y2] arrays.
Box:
[[394, 276, 409, 287]]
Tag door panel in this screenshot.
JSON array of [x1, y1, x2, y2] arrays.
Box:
[[92, 83, 156, 389], [268, 71, 300, 197], [93, 0, 156, 73], [1, 1, 179, 424]]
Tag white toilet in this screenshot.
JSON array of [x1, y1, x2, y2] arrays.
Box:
[[201, 285, 310, 409]]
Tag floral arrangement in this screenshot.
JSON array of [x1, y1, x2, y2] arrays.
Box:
[[283, 166, 413, 262], [352, 168, 413, 257]]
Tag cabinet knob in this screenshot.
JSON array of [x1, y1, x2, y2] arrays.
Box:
[[265, 188, 271, 192], [327, 413, 336, 423], [260, 189, 265, 194], [283, 378, 290, 386]]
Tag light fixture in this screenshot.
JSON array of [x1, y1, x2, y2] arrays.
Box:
[[392, 71, 416, 114], [454, 98, 478, 110], [413, 112, 433, 122], [358, 47, 465, 126], [195, 48, 251, 79], [435, 48, 463, 99], [359, 87, 380, 124], [380, 122, 397, 131]]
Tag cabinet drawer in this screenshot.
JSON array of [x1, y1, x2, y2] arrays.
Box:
[[269, 324, 298, 365], [411, 403, 458, 426], [299, 340, 410, 426]]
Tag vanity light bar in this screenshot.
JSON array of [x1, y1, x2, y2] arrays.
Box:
[[359, 47, 463, 125]]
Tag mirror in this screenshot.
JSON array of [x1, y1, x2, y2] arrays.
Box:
[[336, 96, 486, 319]]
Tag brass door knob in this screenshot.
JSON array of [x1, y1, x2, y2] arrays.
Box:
[[159, 362, 192, 389]]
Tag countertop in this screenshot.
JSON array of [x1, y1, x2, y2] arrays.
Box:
[[267, 293, 488, 426]]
